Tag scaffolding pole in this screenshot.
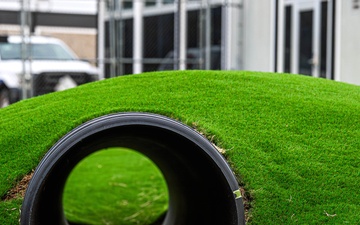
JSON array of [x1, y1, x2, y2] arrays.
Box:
[[97, 0, 105, 79], [133, 0, 144, 74], [21, 0, 31, 100], [205, 0, 211, 70], [108, 0, 116, 77], [178, 0, 187, 70]]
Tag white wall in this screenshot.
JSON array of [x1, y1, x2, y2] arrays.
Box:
[[242, 0, 274, 72], [0, 0, 97, 15], [336, 1, 360, 86]]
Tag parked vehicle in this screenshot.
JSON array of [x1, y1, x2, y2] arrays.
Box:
[[0, 35, 99, 108], [0, 80, 10, 108]]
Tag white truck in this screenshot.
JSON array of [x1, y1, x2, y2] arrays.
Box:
[[0, 35, 99, 108]]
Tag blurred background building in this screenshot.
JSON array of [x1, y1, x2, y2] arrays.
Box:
[[0, 0, 359, 95]]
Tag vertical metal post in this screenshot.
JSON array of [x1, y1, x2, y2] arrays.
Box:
[[276, 0, 285, 73], [174, 2, 179, 70], [291, 2, 299, 75], [199, 0, 211, 70], [334, 0, 341, 81], [97, 0, 105, 79], [21, 0, 31, 100], [117, 0, 124, 76], [326, 0, 333, 79], [221, 0, 231, 70], [178, 0, 187, 70], [108, 0, 116, 77], [205, 0, 211, 70], [133, 0, 144, 74], [312, 0, 321, 78], [198, 0, 204, 69]]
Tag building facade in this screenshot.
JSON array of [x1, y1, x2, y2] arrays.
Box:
[[1, 0, 359, 85]]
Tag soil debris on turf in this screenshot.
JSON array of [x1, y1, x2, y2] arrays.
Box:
[[2, 171, 34, 201]]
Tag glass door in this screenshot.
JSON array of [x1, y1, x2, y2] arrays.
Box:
[[298, 5, 315, 75], [278, 0, 331, 78]]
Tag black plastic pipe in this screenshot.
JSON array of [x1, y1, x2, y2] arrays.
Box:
[[21, 112, 246, 225]]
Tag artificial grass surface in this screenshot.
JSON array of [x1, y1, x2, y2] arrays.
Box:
[[63, 148, 168, 224], [0, 70, 360, 224]]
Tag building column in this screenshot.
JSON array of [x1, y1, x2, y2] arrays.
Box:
[[221, 0, 243, 70]]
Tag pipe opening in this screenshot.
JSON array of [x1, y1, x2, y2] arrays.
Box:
[[21, 113, 245, 225]]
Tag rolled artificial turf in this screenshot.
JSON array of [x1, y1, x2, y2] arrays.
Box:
[[0, 70, 359, 224]]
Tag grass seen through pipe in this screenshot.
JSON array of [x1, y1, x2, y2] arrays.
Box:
[[63, 148, 168, 225]]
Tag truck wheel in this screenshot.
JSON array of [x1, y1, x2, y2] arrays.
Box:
[[0, 86, 10, 108]]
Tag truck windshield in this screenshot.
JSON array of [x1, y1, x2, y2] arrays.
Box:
[[0, 43, 75, 60]]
